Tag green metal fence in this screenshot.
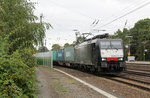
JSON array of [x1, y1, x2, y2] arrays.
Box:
[[34, 51, 53, 67]]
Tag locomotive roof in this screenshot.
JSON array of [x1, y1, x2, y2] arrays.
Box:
[[75, 38, 122, 48]]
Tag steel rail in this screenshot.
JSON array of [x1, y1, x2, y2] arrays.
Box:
[[124, 70, 150, 77], [103, 75, 150, 93]]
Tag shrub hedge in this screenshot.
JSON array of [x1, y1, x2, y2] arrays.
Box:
[[0, 49, 37, 97]]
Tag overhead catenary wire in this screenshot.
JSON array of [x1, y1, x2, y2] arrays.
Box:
[[49, 0, 95, 21], [91, 0, 150, 31], [40, 0, 150, 35], [43, 0, 148, 31], [98, 1, 150, 28], [104, 0, 149, 22], [45, 1, 97, 32], [44, 16, 93, 33], [48, 0, 103, 31]]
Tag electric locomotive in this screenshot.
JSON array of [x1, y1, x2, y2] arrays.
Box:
[[74, 34, 126, 73]]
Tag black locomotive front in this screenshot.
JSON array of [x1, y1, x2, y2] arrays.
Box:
[[96, 39, 126, 72]]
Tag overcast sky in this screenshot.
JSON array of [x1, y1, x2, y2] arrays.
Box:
[[31, 0, 150, 49]]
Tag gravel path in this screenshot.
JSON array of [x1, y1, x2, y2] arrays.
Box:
[[36, 66, 106, 98], [36, 67, 54, 98], [55, 66, 150, 98]]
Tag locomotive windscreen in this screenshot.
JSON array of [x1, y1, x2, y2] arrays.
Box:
[[99, 39, 124, 58], [100, 40, 122, 49]]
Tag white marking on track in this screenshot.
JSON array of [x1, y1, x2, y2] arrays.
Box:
[[54, 68, 117, 98]]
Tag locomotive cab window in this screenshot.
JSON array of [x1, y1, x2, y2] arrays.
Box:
[[111, 41, 122, 49], [100, 41, 111, 49], [100, 40, 122, 49]]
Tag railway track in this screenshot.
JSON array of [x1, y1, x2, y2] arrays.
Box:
[[104, 69, 150, 92], [126, 63, 150, 66], [103, 75, 150, 93], [55, 65, 150, 93], [127, 68, 150, 73], [126, 64, 150, 72], [124, 70, 150, 77]]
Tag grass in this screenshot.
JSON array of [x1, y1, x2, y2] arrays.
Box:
[[49, 80, 68, 95], [66, 78, 76, 84], [55, 81, 68, 93]]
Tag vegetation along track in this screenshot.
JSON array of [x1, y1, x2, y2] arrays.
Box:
[[104, 74, 150, 93]]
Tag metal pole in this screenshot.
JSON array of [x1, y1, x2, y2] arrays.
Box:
[[73, 29, 80, 42], [143, 37, 146, 61], [51, 51, 53, 68], [144, 46, 145, 61], [40, 14, 43, 23], [75, 32, 78, 42], [129, 38, 130, 56], [45, 39, 46, 47], [126, 36, 132, 56], [42, 52, 44, 65], [144, 38, 146, 61]]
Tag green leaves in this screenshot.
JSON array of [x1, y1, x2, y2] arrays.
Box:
[[0, 0, 52, 54], [52, 44, 62, 50], [129, 18, 150, 60], [0, 52, 36, 97], [112, 18, 150, 61], [0, 0, 49, 97]]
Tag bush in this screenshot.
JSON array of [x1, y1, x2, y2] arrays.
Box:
[[0, 51, 36, 97], [19, 48, 37, 67], [11, 48, 37, 67]]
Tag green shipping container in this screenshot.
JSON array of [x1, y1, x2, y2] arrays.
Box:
[[53, 50, 57, 61], [64, 46, 74, 62]]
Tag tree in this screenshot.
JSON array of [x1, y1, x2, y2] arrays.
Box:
[[52, 44, 61, 50], [0, 0, 52, 54], [0, 0, 52, 97], [130, 18, 150, 60], [64, 43, 70, 48], [38, 46, 49, 52], [111, 18, 150, 61], [73, 36, 86, 45], [111, 28, 128, 45]]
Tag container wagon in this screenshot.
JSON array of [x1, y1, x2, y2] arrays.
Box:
[[64, 46, 75, 66], [56, 49, 64, 65], [53, 50, 57, 64]]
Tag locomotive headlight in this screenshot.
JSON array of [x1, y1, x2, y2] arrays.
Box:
[[102, 58, 106, 61], [118, 58, 123, 61]]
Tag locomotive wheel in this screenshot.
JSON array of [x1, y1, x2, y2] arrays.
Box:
[[90, 67, 95, 73], [81, 65, 85, 72]]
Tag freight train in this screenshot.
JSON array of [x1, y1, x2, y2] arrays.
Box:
[[53, 34, 126, 73]]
